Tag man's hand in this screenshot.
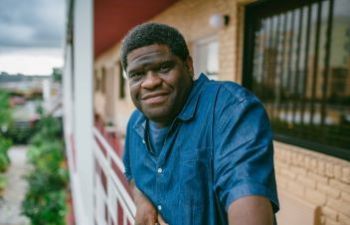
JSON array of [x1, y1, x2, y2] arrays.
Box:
[[133, 185, 157, 225], [228, 196, 274, 225], [132, 183, 168, 225], [157, 214, 168, 225]]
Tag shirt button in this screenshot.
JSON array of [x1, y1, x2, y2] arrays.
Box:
[[142, 139, 146, 144], [157, 168, 163, 174], [157, 205, 162, 211]]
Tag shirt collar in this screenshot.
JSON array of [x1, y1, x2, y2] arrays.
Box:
[[177, 73, 208, 121], [133, 113, 147, 139], [133, 73, 209, 137]]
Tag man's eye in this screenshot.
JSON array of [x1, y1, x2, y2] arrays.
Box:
[[159, 63, 172, 73], [129, 71, 144, 79]]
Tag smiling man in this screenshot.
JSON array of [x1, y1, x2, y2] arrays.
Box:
[[127, 44, 192, 128], [121, 23, 279, 225]]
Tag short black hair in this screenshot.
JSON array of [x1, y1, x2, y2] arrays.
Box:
[[120, 22, 190, 70]]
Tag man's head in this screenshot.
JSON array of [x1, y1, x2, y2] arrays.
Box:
[[120, 23, 194, 127], [120, 23, 190, 70]]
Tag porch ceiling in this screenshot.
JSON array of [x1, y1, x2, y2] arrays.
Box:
[[94, 0, 178, 58]]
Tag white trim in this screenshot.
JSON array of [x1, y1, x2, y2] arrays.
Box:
[[93, 128, 136, 224], [93, 128, 125, 172], [192, 35, 219, 80], [68, 0, 94, 223], [65, 132, 93, 225], [71, 173, 93, 225]]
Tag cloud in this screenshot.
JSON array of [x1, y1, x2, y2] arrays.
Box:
[[0, 47, 63, 75], [0, 0, 65, 48]]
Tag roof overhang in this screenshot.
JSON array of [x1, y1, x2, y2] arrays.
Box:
[[94, 0, 178, 58]]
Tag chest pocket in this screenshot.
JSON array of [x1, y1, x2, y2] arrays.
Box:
[[178, 146, 212, 225]]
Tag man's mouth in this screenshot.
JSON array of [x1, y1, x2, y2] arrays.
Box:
[[141, 92, 169, 105]]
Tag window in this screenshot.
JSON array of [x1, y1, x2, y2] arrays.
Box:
[[193, 36, 219, 79], [101, 67, 106, 94], [243, 0, 350, 160], [94, 69, 99, 91], [118, 62, 125, 99]]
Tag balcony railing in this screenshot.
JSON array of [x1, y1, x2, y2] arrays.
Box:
[[93, 126, 135, 225]]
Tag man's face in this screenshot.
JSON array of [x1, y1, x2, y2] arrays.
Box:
[[126, 44, 193, 127]]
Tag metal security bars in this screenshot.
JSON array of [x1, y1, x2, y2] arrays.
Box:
[[243, 0, 350, 160]]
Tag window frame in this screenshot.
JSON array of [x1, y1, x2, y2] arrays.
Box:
[[192, 35, 219, 80], [242, 0, 350, 161]]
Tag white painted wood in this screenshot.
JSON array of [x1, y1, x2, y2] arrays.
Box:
[[71, 0, 94, 224], [93, 129, 136, 225]]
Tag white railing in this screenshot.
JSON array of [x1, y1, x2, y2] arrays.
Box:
[[93, 128, 135, 225]]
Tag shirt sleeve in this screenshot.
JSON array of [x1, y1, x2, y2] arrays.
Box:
[[213, 84, 279, 213], [123, 117, 134, 182]]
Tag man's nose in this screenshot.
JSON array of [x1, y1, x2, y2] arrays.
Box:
[[141, 71, 162, 89]]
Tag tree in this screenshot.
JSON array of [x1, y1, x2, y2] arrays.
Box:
[[52, 68, 62, 83]]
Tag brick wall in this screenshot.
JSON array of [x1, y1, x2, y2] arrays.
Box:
[[275, 142, 350, 225], [151, 0, 239, 81]]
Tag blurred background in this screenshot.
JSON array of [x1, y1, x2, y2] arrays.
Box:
[[0, 0, 349, 225], [0, 0, 66, 225]]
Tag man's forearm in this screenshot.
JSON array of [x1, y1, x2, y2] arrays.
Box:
[[129, 181, 168, 225], [228, 196, 274, 225], [129, 180, 146, 203]]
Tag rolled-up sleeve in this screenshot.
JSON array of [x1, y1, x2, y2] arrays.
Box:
[[213, 85, 279, 213], [123, 120, 133, 182]]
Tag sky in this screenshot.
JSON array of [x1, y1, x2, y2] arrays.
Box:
[[0, 0, 66, 76]]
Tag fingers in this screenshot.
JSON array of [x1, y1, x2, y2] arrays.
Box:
[[134, 207, 157, 225], [135, 211, 168, 225], [131, 185, 168, 225], [157, 214, 169, 225], [133, 190, 157, 225]]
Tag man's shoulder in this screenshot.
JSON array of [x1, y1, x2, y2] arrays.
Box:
[[205, 79, 257, 104]]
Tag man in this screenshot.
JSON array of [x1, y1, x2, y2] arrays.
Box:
[[121, 23, 279, 225]]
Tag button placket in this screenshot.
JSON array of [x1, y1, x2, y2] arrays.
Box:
[[156, 163, 165, 216]]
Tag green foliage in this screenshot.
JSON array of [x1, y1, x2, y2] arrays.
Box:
[[52, 68, 62, 83], [0, 174, 6, 190], [5, 111, 62, 145], [1, 91, 42, 145], [0, 173, 6, 200], [30, 116, 62, 145], [0, 138, 11, 170], [0, 137, 11, 172], [0, 90, 12, 129], [22, 190, 66, 225], [22, 115, 68, 225], [0, 90, 12, 190], [6, 124, 37, 144]]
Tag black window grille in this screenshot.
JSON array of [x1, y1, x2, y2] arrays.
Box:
[[101, 67, 106, 94], [243, 0, 350, 160], [118, 62, 125, 99]]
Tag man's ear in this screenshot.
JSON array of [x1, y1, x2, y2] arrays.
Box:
[[185, 56, 194, 77]]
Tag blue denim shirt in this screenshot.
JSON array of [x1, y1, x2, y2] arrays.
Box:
[[123, 74, 279, 225]]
